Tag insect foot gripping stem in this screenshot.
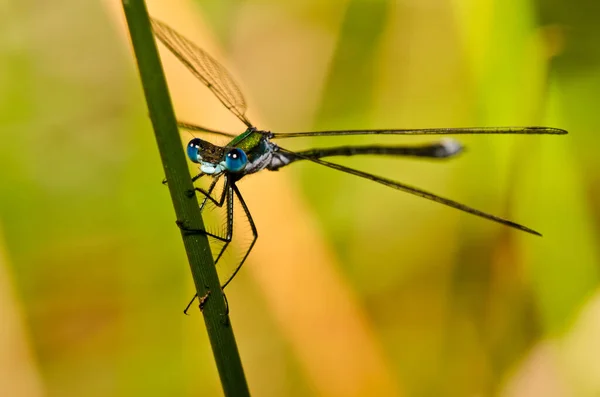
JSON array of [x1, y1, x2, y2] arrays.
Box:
[[175, 220, 207, 236], [199, 291, 211, 311], [183, 291, 212, 315], [181, 290, 229, 318]]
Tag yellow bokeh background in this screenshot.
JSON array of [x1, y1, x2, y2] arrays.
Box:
[[1, 0, 599, 396]]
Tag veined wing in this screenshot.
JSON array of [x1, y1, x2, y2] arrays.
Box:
[[178, 121, 238, 138], [271, 126, 567, 138], [276, 147, 541, 236], [151, 18, 253, 128]]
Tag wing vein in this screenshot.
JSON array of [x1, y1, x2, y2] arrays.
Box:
[[151, 18, 253, 127], [272, 126, 567, 138]]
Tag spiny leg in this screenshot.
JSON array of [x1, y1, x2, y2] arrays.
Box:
[[181, 175, 230, 242], [177, 220, 228, 315], [191, 172, 204, 183], [212, 184, 234, 265], [182, 184, 234, 314], [184, 293, 196, 315], [220, 183, 258, 290], [198, 175, 219, 210], [177, 173, 228, 241], [190, 173, 229, 211], [177, 220, 228, 242]]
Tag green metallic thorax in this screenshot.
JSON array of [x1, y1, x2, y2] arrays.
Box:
[[226, 128, 269, 163]]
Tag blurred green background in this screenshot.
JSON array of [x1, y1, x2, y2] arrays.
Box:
[[1, 0, 599, 396]]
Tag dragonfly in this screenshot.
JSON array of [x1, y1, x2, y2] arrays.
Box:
[[151, 18, 567, 296]]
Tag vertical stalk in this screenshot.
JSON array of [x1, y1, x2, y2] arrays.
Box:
[[121, 1, 250, 395]]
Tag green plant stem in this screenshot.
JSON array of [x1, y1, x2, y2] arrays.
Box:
[[121, 1, 250, 396]]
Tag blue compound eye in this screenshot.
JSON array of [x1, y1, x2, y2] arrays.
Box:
[[225, 148, 248, 172], [186, 138, 202, 163]]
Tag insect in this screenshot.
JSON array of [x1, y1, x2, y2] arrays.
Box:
[[151, 18, 567, 294]]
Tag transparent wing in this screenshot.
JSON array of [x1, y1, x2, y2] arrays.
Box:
[[151, 18, 253, 128], [177, 121, 237, 138], [271, 126, 567, 138]]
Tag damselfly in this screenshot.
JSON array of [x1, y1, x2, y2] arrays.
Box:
[[151, 18, 567, 292]]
